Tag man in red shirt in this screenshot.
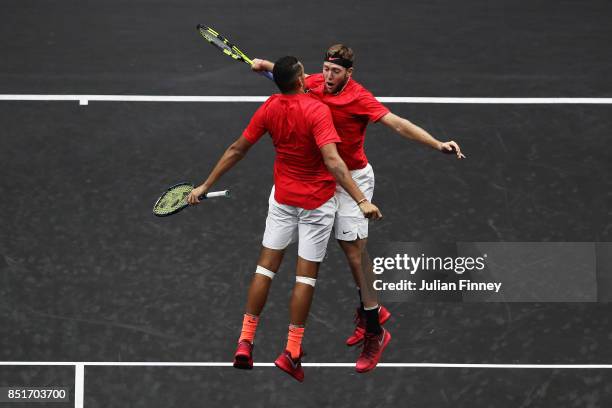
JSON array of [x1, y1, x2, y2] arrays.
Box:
[[251, 45, 465, 373], [187, 56, 382, 382]]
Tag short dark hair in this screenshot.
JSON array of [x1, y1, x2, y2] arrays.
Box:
[[272, 56, 303, 93], [325, 44, 354, 64]]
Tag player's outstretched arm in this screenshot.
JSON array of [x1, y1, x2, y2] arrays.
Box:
[[188, 135, 253, 204], [251, 58, 311, 78], [379, 112, 466, 159], [320, 143, 382, 220]]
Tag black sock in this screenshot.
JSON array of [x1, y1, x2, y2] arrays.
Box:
[[364, 306, 382, 335], [358, 288, 364, 312]]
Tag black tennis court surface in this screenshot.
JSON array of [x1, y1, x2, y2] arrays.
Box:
[[2, 0, 612, 407]]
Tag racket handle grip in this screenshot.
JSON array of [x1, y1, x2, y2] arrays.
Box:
[[260, 70, 273, 80], [199, 190, 231, 200]]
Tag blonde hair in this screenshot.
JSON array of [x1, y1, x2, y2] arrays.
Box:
[[325, 44, 354, 63]]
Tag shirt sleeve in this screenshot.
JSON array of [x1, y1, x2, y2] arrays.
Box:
[[310, 103, 342, 148], [242, 101, 268, 144], [305, 73, 325, 91], [356, 89, 390, 122]]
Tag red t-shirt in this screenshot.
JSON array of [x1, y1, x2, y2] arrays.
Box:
[[243, 93, 341, 210], [305, 73, 390, 170]]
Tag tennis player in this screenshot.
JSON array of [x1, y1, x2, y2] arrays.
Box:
[[187, 56, 382, 382], [251, 45, 465, 373]]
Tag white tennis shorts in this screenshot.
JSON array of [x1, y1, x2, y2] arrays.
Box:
[[262, 186, 338, 262], [334, 163, 375, 241]]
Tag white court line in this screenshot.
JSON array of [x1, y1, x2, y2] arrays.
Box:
[[74, 364, 84, 408], [3, 361, 610, 408], [1, 94, 612, 104], [2, 361, 612, 368]]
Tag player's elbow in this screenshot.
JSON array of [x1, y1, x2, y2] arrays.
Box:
[[324, 156, 348, 181], [393, 119, 410, 135], [323, 155, 341, 172], [228, 141, 249, 159], [384, 115, 412, 137], [320, 143, 346, 177]]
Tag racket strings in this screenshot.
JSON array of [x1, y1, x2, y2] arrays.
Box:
[[198, 26, 247, 62], [199, 28, 232, 49], [153, 184, 193, 216]]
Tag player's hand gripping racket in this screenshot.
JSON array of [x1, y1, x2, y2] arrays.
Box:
[[152, 182, 230, 217], [196, 24, 273, 80]]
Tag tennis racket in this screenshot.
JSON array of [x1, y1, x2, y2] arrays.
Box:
[[152, 182, 230, 217], [196, 24, 273, 80]]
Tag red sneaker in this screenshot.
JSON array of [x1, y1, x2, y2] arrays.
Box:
[[233, 340, 254, 370], [355, 328, 391, 373], [274, 350, 304, 382], [346, 306, 391, 346]]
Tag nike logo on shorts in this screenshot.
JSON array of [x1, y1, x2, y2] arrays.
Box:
[[342, 230, 351, 234]]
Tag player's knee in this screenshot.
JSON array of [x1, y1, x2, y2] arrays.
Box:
[[257, 247, 284, 271], [342, 246, 363, 267], [347, 254, 363, 271]]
